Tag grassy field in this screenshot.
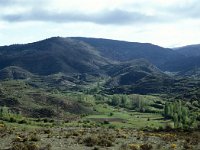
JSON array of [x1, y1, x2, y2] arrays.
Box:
[[85, 107, 169, 129]]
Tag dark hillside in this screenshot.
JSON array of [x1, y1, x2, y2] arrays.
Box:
[[0, 37, 110, 75]]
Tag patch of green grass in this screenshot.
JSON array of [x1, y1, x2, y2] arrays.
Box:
[[84, 105, 168, 129]]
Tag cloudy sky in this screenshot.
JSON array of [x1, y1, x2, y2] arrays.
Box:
[[0, 0, 200, 47]]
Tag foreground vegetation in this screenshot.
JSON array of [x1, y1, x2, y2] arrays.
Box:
[[1, 121, 200, 150], [0, 78, 200, 149]]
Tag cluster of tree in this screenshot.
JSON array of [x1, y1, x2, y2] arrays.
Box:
[[110, 95, 127, 107], [109, 94, 147, 112], [0, 106, 23, 119], [0, 106, 10, 119], [130, 95, 147, 112], [164, 101, 197, 128]]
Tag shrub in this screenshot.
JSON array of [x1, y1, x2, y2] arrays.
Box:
[[98, 138, 113, 147], [109, 112, 114, 116], [26, 143, 40, 150], [9, 117, 17, 123], [43, 144, 52, 150], [29, 133, 41, 141], [164, 122, 173, 131], [13, 136, 24, 142], [170, 144, 177, 149], [49, 119, 54, 123], [18, 119, 28, 124], [82, 135, 114, 147], [12, 143, 27, 150], [129, 144, 140, 150], [183, 142, 192, 149], [119, 143, 130, 150], [0, 122, 6, 128], [140, 144, 153, 150], [43, 118, 48, 123], [92, 147, 99, 150], [43, 129, 52, 134], [83, 136, 98, 147], [12, 142, 40, 150], [103, 120, 110, 124], [108, 125, 116, 129]]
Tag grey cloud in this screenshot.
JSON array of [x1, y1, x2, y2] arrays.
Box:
[[1, 8, 159, 25], [0, 0, 48, 7], [0, 0, 16, 5], [160, 0, 200, 19], [174, 3, 200, 18], [93, 9, 156, 24], [1, 0, 200, 25]]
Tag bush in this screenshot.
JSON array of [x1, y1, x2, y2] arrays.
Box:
[[12, 142, 39, 150], [83, 136, 98, 147], [164, 123, 173, 131], [43, 118, 48, 123], [9, 117, 17, 123], [12, 143, 27, 150], [140, 144, 153, 150], [33, 108, 55, 118], [92, 147, 99, 150], [98, 138, 113, 147], [171, 144, 177, 149], [18, 119, 28, 124], [26, 143, 40, 150], [43, 129, 52, 134], [129, 144, 140, 150], [109, 112, 114, 116], [29, 133, 41, 141], [0, 122, 6, 128], [82, 135, 114, 147], [103, 120, 110, 124]]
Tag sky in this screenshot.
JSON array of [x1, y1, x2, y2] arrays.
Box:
[[0, 0, 200, 47]]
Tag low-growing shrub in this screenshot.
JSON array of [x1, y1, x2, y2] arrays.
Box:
[[129, 143, 140, 150], [18, 119, 28, 124], [83, 136, 98, 147], [29, 133, 41, 141], [9, 117, 17, 123], [92, 147, 99, 150], [43, 118, 48, 123], [109, 112, 114, 116], [103, 120, 110, 124], [12, 142, 39, 150], [140, 144, 153, 150], [119, 143, 130, 150], [98, 138, 113, 147], [43, 129, 52, 134], [82, 134, 115, 147], [170, 144, 177, 149]]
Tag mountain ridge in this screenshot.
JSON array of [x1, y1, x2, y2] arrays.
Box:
[[0, 36, 199, 84], [71, 37, 185, 68], [0, 37, 111, 75]]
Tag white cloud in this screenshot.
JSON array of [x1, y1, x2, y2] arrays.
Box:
[[0, 0, 200, 47]]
